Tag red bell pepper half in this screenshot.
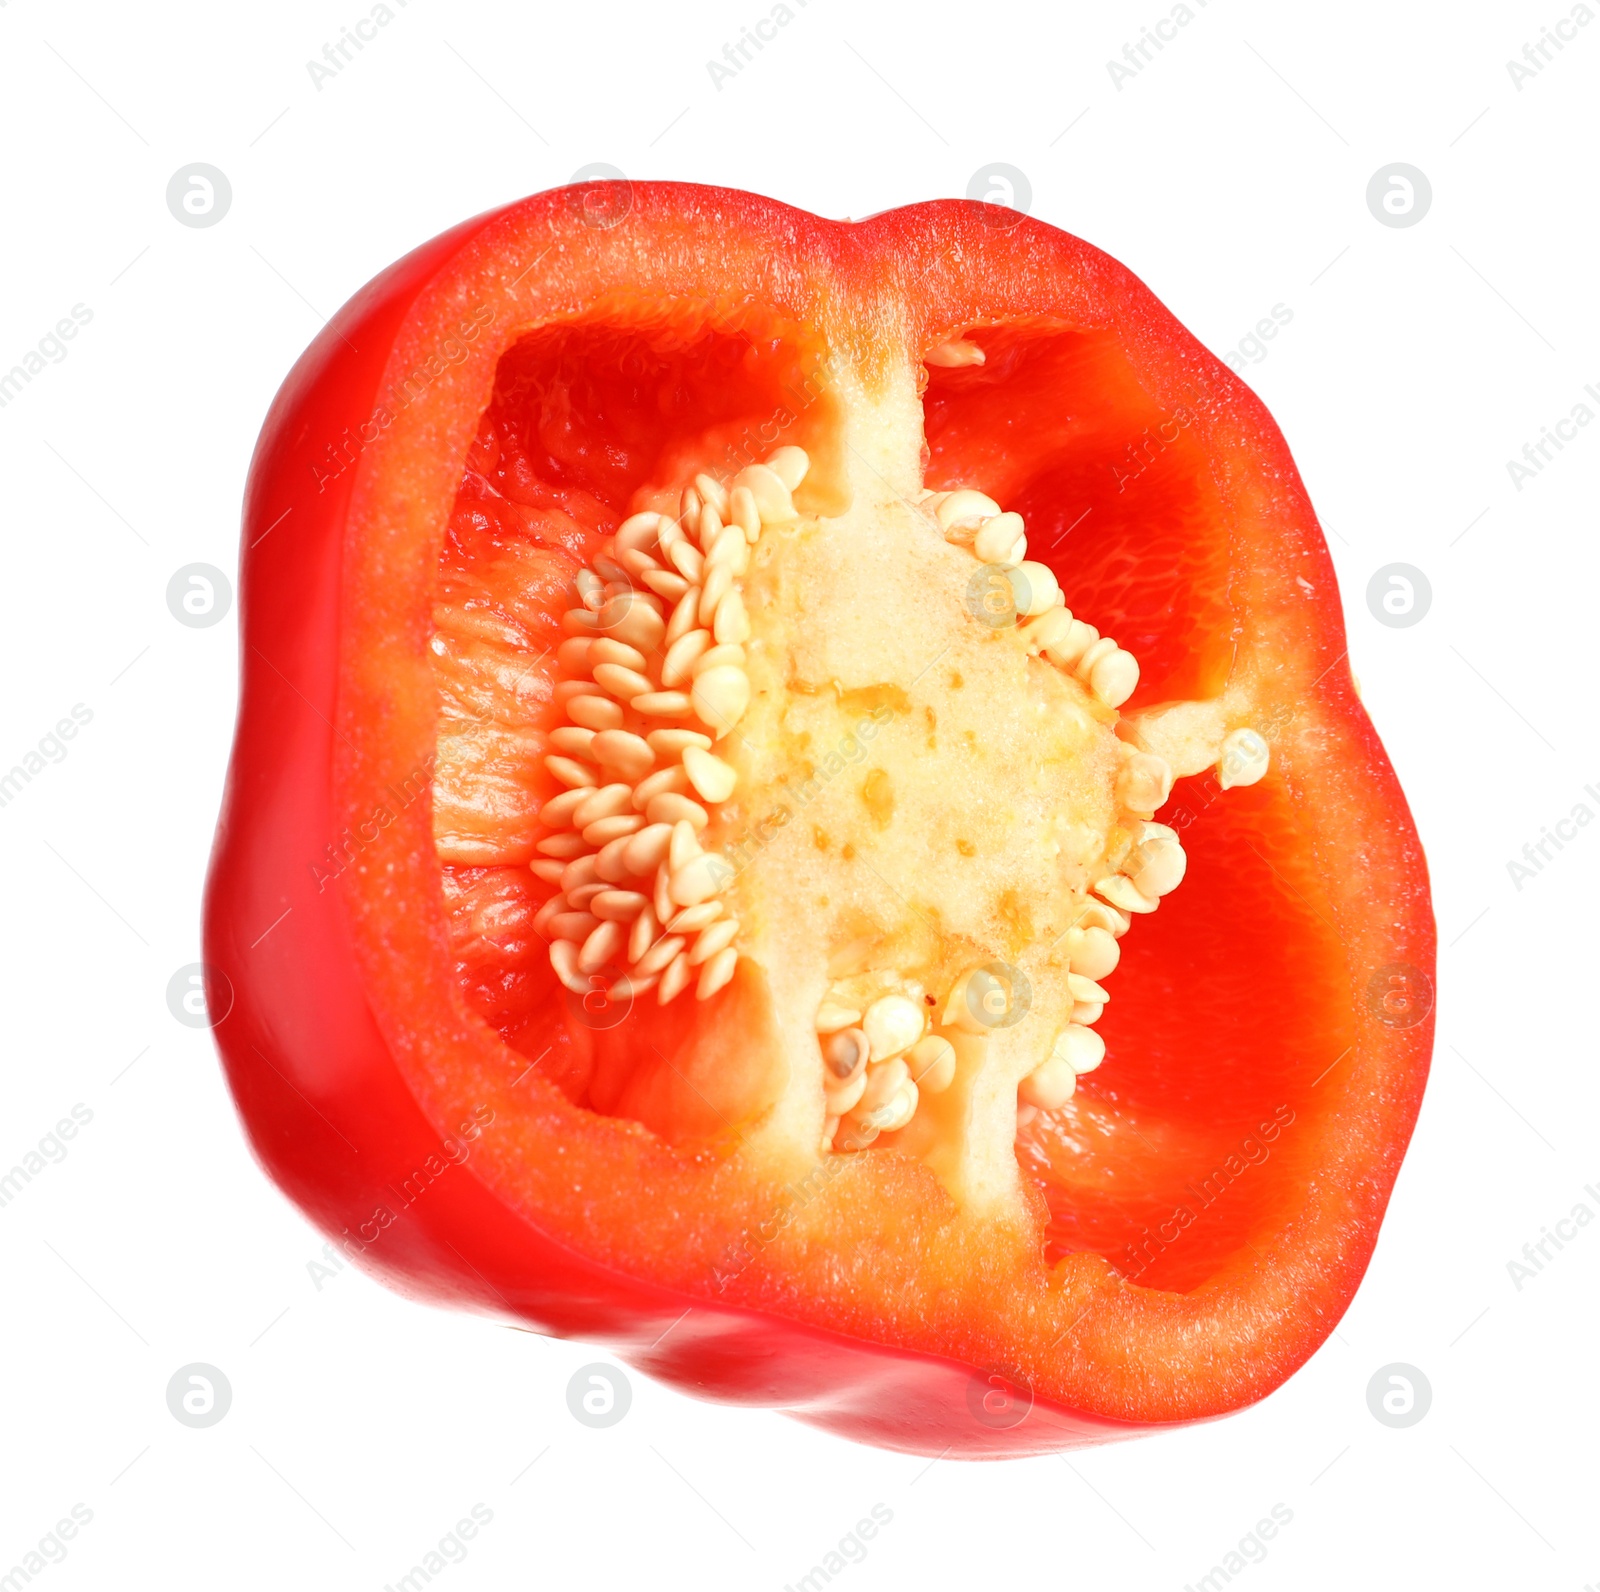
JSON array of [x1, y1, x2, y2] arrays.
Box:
[[204, 181, 1434, 1456]]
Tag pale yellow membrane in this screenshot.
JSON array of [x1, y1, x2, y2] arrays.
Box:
[[712, 394, 1134, 1209], [440, 353, 1256, 1216]]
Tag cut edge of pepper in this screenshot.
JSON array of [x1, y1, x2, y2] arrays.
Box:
[[313, 184, 1434, 1428]]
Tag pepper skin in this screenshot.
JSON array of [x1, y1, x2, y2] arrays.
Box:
[[204, 183, 1434, 1456]]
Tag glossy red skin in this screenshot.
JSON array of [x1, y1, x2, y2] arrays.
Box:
[[205, 184, 1431, 1456]]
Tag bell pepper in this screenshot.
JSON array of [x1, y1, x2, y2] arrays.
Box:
[[205, 181, 1434, 1456]]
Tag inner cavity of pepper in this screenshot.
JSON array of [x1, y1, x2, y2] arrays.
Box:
[[427, 304, 1276, 1248]]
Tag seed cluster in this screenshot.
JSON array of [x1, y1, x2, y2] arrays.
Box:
[[527, 449, 1252, 1154], [924, 487, 1142, 709], [530, 448, 810, 1006], [814, 975, 955, 1153], [816, 483, 1191, 1152]]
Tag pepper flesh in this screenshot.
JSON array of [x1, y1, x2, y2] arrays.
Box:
[[204, 183, 1434, 1456]]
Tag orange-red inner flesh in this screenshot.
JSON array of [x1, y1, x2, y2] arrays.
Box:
[[431, 307, 1350, 1295]]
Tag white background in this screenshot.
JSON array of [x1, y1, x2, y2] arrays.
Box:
[[2, 0, 1596, 1587]]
